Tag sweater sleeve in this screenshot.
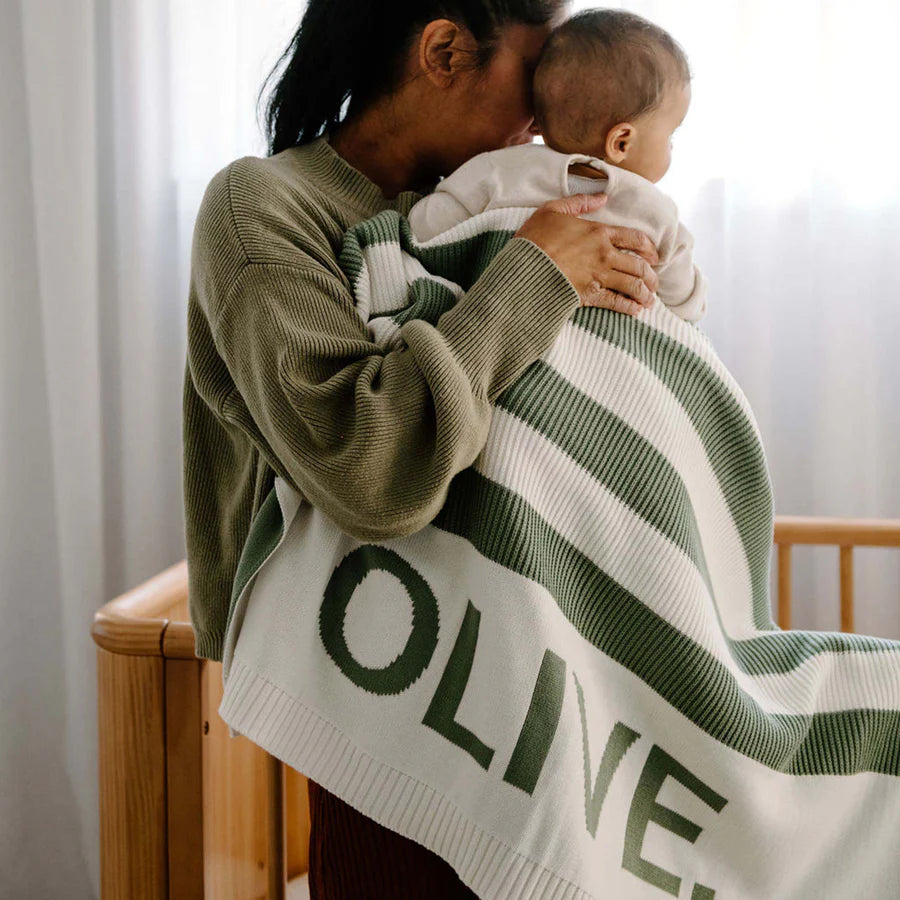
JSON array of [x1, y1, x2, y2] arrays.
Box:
[[203, 210, 580, 542]]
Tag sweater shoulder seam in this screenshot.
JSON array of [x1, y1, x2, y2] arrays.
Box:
[[219, 260, 338, 307], [215, 259, 350, 346], [224, 157, 380, 264], [225, 164, 252, 264], [224, 160, 339, 266], [236, 260, 332, 274]]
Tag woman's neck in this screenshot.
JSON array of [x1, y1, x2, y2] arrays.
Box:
[[330, 102, 437, 199]]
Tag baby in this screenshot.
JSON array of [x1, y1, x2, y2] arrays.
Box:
[[408, 9, 707, 323]]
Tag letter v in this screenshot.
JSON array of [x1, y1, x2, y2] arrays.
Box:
[[573, 672, 641, 838]]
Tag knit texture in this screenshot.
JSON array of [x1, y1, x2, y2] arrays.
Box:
[[219, 206, 900, 900], [182, 139, 580, 660]]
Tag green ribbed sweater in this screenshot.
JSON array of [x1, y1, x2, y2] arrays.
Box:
[[182, 138, 581, 661]]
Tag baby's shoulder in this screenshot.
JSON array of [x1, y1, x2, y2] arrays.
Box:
[[605, 166, 680, 229], [445, 143, 572, 180]]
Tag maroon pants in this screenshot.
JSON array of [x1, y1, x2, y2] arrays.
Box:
[[307, 779, 480, 899]]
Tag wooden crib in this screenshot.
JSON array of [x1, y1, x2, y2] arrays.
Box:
[[91, 516, 900, 899]]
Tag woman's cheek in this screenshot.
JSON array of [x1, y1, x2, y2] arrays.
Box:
[[484, 62, 533, 145], [509, 94, 537, 143]]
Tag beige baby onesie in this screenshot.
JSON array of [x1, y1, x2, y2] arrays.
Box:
[[408, 143, 707, 323]]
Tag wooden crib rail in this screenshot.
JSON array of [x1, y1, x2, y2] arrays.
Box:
[[91, 560, 302, 900], [92, 559, 188, 657], [773, 516, 900, 632]]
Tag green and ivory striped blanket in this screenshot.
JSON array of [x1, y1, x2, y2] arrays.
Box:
[[219, 207, 900, 900]]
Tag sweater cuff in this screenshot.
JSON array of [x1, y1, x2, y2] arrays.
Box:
[[194, 630, 225, 662], [423, 236, 581, 402]]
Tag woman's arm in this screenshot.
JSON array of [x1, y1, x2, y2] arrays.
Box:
[[192, 159, 657, 540], [193, 167, 583, 540], [211, 241, 579, 539]]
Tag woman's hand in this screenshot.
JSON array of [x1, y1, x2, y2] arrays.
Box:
[[515, 194, 660, 315]]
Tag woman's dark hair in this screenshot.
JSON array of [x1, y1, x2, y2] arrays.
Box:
[[262, 0, 564, 156]]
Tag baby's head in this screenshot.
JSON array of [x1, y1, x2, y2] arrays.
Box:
[[533, 9, 691, 183]]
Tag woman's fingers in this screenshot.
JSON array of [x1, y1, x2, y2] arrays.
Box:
[[595, 268, 656, 306], [513, 204, 657, 313], [609, 248, 660, 295], [582, 288, 644, 316], [540, 192, 609, 217], [605, 225, 660, 267]]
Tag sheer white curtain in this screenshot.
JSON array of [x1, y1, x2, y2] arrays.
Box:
[[0, 0, 299, 895], [1, 0, 898, 895]]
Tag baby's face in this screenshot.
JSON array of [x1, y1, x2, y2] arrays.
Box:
[[623, 82, 691, 183]]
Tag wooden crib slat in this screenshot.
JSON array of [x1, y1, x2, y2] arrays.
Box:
[[286, 768, 312, 879], [267, 755, 287, 900], [840, 546, 855, 633], [777, 543, 793, 629], [201, 662, 269, 899], [165, 658, 204, 899], [97, 649, 167, 900]]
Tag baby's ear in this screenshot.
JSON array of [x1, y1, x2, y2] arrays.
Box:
[[605, 123, 635, 164]]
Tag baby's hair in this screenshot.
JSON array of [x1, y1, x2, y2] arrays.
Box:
[[534, 8, 691, 153]]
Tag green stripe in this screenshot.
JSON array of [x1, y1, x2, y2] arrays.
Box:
[[730, 628, 897, 673], [379, 277, 460, 326], [494, 354, 896, 676], [342, 209, 516, 292], [571, 308, 775, 631], [414, 227, 515, 290], [227, 489, 284, 627], [497, 359, 713, 594], [433, 469, 900, 776]]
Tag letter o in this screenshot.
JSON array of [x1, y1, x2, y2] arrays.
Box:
[[319, 545, 440, 696]]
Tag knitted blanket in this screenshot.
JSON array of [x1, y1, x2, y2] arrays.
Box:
[[219, 208, 900, 900]]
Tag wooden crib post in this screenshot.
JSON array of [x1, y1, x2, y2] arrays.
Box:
[[96, 648, 168, 899], [839, 546, 855, 633], [164, 658, 205, 899], [776, 543, 793, 629], [93, 561, 208, 900]]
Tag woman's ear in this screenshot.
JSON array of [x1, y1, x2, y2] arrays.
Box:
[[605, 123, 635, 164], [418, 19, 478, 88]]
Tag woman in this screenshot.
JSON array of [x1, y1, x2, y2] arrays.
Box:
[[183, 0, 659, 895]]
